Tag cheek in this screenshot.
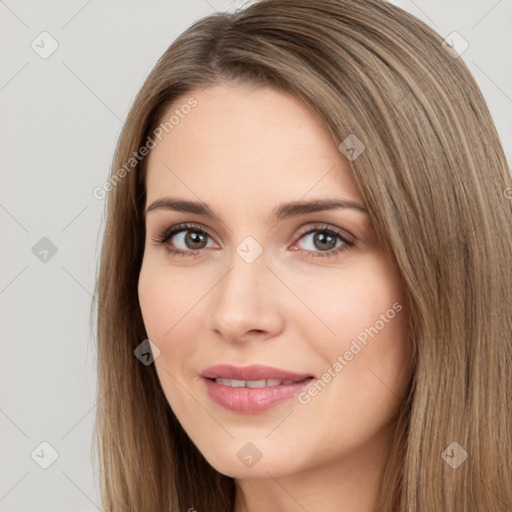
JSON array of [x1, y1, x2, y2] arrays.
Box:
[[138, 262, 202, 340], [138, 267, 171, 339], [286, 260, 405, 355], [296, 299, 410, 456], [334, 267, 410, 387], [138, 266, 197, 410], [297, 256, 410, 405], [138, 266, 188, 386], [138, 263, 207, 376]]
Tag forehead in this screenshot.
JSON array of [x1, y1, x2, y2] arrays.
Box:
[[145, 84, 363, 209]]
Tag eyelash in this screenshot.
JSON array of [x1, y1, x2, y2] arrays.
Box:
[[151, 222, 355, 259]]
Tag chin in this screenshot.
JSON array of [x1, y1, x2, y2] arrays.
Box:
[[197, 440, 304, 479]]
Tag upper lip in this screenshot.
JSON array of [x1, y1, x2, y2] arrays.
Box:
[[200, 364, 313, 381]]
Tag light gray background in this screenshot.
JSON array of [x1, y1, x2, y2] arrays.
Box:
[[1, 1, 510, 510]]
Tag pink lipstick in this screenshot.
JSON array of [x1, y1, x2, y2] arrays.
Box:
[[200, 364, 314, 413]]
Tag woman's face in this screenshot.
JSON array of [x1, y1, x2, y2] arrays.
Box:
[[138, 83, 411, 480]]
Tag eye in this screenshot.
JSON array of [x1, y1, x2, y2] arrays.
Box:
[[291, 224, 355, 258], [152, 223, 217, 256], [152, 222, 355, 259]]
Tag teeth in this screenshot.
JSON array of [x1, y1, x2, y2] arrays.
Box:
[[214, 378, 295, 388], [247, 379, 267, 388], [215, 378, 245, 387]]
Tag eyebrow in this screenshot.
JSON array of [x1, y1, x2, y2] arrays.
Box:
[[145, 197, 368, 223]]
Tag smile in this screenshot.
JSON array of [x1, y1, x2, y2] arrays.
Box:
[[200, 364, 314, 413], [214, 378, 304, 388]]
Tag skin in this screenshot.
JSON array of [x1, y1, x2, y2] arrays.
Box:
[[138, 83, 412, 512]]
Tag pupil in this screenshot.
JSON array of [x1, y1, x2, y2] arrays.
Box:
[[315, 232, 335, 250], [186, 231, 207, 249]]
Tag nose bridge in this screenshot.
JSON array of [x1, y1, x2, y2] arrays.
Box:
[[216, 246, 268, 312], [208, 243, 282, 340]]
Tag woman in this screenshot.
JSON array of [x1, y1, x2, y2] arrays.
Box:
[[93, 0, 512, 510]]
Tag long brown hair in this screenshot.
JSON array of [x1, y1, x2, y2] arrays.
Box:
[[92, 1, 512, 510]]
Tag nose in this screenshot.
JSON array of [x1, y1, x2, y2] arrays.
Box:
[[207, 249, 284, 344]]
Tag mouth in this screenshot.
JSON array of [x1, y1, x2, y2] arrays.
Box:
[[200, 363, 313, 381], [200, 364, 315, 413], [211, 377, 310, 388]]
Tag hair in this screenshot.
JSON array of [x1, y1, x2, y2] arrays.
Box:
[[92, 0, 512, 510]]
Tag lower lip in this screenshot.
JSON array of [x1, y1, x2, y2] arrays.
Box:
[[203, 377, 313, 413]]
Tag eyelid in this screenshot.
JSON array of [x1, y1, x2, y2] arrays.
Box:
[[295, 223, 355, 244], [152, 222, 217, 246]]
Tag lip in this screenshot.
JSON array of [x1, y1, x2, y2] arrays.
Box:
[[200, 364, 314, 413], [200, 364, 312, 381]]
